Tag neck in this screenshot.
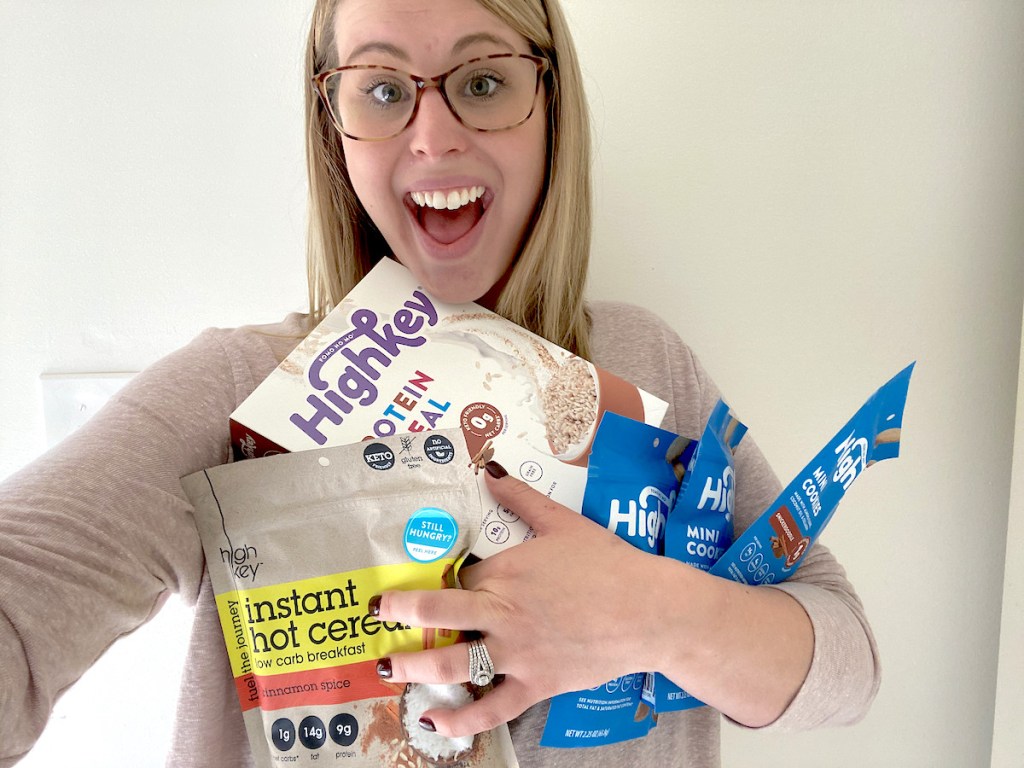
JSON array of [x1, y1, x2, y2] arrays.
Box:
[[477, 266, 513, 312]]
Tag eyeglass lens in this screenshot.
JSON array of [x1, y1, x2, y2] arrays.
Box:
[[325, 56, 540, 140]]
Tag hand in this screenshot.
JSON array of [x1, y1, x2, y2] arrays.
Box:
[[370, 462, 660, 738]]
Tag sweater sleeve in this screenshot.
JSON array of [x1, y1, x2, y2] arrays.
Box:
[[0, 326, 278, 765], [588, 301, 880, 731]]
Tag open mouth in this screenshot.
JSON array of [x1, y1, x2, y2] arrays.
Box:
[[408, 186, 487, 246]]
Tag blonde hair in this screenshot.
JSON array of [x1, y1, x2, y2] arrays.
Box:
[[304, 0, 592, 357]]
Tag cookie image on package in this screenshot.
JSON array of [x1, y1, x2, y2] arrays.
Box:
[[768, 506, 811, 568]]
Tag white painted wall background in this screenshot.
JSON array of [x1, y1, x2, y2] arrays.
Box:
[[992, 314, 1024, 766], [1, 2, 1021, 766]]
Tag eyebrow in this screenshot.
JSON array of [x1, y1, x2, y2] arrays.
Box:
[[345, 32, 519, 65], [452, 32, 518, 56], [346, 41, 408, 63]]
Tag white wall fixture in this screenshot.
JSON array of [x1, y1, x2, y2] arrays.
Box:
[[39, 373, 137, 446]]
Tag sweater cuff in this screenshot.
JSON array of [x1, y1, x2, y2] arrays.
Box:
[[736, 582, 880, 732]]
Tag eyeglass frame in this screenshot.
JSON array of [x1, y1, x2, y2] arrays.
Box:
[[311, 53, 552, 142]]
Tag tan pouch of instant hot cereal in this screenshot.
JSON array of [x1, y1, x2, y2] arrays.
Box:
[[181, 427, 518, 768]]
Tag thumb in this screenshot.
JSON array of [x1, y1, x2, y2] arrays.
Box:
[[482, 461, 585, 537]]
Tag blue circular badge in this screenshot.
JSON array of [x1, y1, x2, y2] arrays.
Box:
[[404, 508, 459, 563]]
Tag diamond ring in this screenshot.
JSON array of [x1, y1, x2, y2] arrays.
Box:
[[467, 638, 495, 687]]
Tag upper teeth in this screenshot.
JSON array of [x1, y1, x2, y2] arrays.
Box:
[[411, 186, 485, 211]]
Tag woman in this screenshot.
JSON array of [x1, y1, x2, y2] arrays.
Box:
[[0, 0, 878, 766]]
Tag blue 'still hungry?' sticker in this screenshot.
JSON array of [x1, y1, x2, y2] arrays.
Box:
[[404, 507, 459, 563]]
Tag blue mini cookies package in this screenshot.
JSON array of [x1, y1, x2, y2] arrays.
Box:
[[708, 362, 914, 586], [666, 400, 747, 571], [644, 399, 747, 713], [541, 412, 686, 747], [575, 411, 684, 553]]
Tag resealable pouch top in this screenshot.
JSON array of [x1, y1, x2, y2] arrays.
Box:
[[181, 426, 518, 768]]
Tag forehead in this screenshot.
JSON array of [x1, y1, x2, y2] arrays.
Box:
[[333, 0, 531, 66]]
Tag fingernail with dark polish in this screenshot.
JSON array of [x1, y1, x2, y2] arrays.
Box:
[[376, 658, 392, 679], [368, 595, 382, 616], [484, 461, 508, 479], [418, 717, 436, 732]]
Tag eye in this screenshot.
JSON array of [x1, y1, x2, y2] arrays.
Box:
[[367, 79, 407, 105], [463, 72, 502, 99]]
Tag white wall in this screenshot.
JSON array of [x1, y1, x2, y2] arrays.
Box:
[[991, 310, 1024, 767], [0, 1, 311, 480], [0, 3, 312, 766], [568, 2, 1024, 766], [2, 2, 1022, 767]]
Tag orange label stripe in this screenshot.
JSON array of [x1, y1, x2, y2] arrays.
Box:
[[233, 659, 399, 712]]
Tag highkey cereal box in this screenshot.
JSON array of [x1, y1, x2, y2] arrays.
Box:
[[230, 258, 669, 559]]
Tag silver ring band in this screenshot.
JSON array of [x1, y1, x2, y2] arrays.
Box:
[[467, 638, 495, 687]]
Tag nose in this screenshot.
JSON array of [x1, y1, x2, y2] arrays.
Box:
[[406, 86, 468, 158]]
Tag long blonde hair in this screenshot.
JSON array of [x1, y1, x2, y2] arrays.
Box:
[[304, 0, 592, 358]]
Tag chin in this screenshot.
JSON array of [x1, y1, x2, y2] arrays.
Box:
[[419, 278, 490, 306], [396, 259, 506, 307]]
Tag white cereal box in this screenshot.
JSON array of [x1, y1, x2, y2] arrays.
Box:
[[230, 258, 668, 558]]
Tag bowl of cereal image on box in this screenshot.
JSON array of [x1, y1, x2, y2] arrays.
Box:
[[399, 683, 479, 766], [544, 359, 645, 467]]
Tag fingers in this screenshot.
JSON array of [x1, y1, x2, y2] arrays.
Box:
[[382, 639, 496, 686], [421, 677, 536, 738], [372, 587, 482, 631], [483, 462, 584, 537]]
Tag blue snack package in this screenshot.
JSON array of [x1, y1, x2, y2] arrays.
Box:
[[644, 400, 747, 712], [579, 411, 684, 553], [541, 412, 685, 747], [667, 400, 747, 571], [709, 362, 915, 586]]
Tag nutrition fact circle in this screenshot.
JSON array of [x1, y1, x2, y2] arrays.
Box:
[[299, 715, 327, 749], [484, 521, 511, 545], [495, 505, 520, 524], [461, 402, 504, 440], [329, 713, 359, 746], [271, 717, 296, 752]]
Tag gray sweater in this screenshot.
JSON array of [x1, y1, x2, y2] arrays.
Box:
[[0, 302, 878, 767]]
